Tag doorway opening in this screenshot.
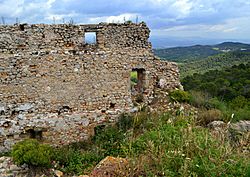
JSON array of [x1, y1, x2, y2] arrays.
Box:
[[131, 68, 146, 94]]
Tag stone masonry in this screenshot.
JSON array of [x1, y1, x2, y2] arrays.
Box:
[[0, 22, 181, 152]]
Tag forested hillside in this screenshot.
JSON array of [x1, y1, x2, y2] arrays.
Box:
[[154, 45, 220, 62], [181, 62, 250, 122], [153, 42, 250, 62], [179, 51, 250, 77], [182, 63, 250, 101]]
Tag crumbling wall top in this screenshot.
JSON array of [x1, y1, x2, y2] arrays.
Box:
[[0, 22, 151, 54]]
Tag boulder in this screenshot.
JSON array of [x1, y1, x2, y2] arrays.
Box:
[[158, 78, 166, 89], [54, 169, 63, 177], [208, 121, 226, 130], [91, 156, 128, 177], [229, 121, 250, 133]]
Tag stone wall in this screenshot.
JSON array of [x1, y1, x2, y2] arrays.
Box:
[[0, 22, 181, 152]]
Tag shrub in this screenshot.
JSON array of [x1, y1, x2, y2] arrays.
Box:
[[132, 111, 161, 135], [54, 148, 101, 174], [12, 139, 53, 167], [208, 97, 227, 111], [92, 126, 125, 157], [229, 96, 249, 109], [169, 90, 191, 103], [197, 109, 222, 126], [189, 90, 210, 108], [116, 113, 133, 131], [233, 108, 250, 122]]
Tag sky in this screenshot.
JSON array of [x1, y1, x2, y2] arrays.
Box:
[[0, 0, 250, 48]]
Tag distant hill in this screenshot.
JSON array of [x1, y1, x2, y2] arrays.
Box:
[[179, 51, 250, 78], [153, 42, 250, 62]]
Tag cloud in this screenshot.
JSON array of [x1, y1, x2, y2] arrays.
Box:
[[0, 0, 250, 45], [172, 0, 193, 18], [0, 0, 25, 17], [88, 13, 139, 23], [1, 0, 249, 25], [151, 16, 250, 41]]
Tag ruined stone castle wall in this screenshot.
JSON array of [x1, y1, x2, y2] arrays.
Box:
[[0, 23, 181, 152]]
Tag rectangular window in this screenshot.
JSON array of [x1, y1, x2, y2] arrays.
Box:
[[84, 32, 96, 44]]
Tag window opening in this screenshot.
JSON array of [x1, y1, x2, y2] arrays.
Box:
[[84, 32, 96, 44], [19, 24, 25, 31]]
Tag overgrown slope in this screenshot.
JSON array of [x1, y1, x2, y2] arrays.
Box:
[[10, 109, 250, 176], [182, 63, 250, 122]]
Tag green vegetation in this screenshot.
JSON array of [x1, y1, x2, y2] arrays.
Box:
[[154, 45, 220, 62], [155, 41, 250, 123], [182, 63, 250, 122], [11, 110, 249, 176], [179, 51, 250, 77], [130, 71, 138, 85], [196, 109, 223, 126], [54, 147, 101, 174], [128, 115, 248, 177], [12, 139, 53, 168], [169, 90, 191, 103], [182, 63, 250, 101], [154, 42, 250, 78]]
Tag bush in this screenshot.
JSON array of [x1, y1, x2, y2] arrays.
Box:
[[54, 148, 101, 174], [169, 90, 191, 103], [229, 96, 249, 109], [208, 97, 227, 111], [197, 109, 222, 126], [12, 139, 53, 167], [116, 113, 133, 131], [189, 91, 210, 108], [233, 108, 250, 122], [92, 126, 125, 157]]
